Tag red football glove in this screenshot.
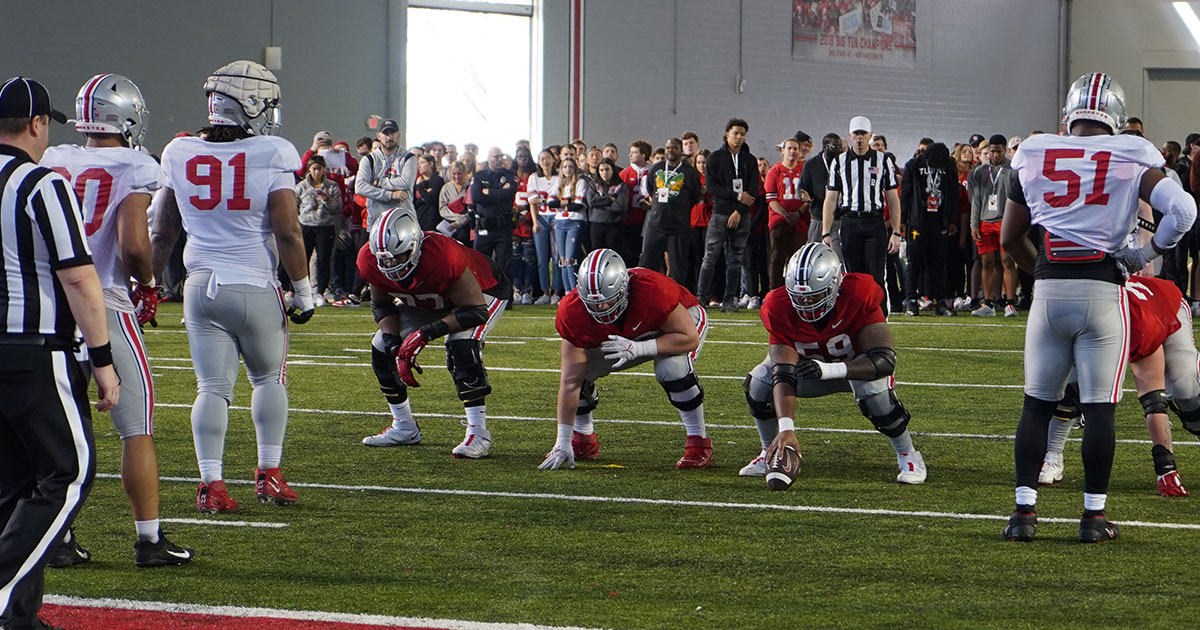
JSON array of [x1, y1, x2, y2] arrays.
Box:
[[394, 329, 429, 388], [395, 354, 423, 388], [133, 283, 160, 326]]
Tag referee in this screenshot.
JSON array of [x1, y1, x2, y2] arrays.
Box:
[[0, 77, 118, 630], [821, 115, 901, 312]]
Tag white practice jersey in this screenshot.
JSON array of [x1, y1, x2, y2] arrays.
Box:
[[161, 135, 300, 290], [40, 144, 163, 311], [1012, 133, 1164, 253]]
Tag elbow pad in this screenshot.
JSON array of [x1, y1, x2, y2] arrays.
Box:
[[772, 362, 798, 391], [865, 347, 897, 379], [453, 304, 489, 330], [372, 295, 399, 323], [1150, 177, 1198, 251]]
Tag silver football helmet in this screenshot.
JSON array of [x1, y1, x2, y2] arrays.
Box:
[[204, 60, 281, 136], [1062, 72, 1126, 135], [577, 248, 629, 324], [783, 243, 843, 322], [73, 74, 150, 148], [370, 208, 423, 282]]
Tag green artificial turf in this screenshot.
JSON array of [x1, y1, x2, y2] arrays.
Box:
[[47, 303, 1200, 629]]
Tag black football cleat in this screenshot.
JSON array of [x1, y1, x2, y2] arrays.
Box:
[[46, 529, 90, 568], [134, 529, 195, 567], [1002, 511, 1038, 542], [1078, 514, 1119, 543]]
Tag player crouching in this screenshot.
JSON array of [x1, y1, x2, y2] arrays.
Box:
[[540, 249, 711, 470], [741, 243, 927, 485], [359, 208, 509, 458]]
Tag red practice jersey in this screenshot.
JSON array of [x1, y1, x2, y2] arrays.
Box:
[[761, 273, 886, 362], [764, 160, 809, 233], [357, 231, 499, 312], [620, 164, 649, 227], [1126, 276, 1184, 362], [557, 267, 699, 348]]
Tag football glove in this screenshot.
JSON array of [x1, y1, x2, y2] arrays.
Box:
[[795, 357, 848, 380], [395, 354, 423, 388], [1158, 471, 1189, 497], [600, 334, 656, 369], [289, 278, 316, 324], [538, 445, 575, 470], [397, 329, 429, 366], [132, 283, 160, 327]]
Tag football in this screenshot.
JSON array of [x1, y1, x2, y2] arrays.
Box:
[[765, 444, 802, 491]]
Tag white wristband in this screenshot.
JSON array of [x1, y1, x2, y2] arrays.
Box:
[[819, 361, 848, 380], [556, 423, 573, 449], [292, 276, 313, 301], [777, 417, 795, 433], [633, 339, 658, 358]]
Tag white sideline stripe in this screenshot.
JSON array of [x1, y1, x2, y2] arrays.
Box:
[[150, 402, 1200, 447], [142, 474, 1200, 531], [43, 595, 600, 630], [161, 517, 288, 529]]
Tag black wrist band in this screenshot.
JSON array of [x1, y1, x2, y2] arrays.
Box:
[[821, 232, 832, 239], [88, 342, 114, 368], [892, 231, 902, 236], [420, 319, 450, 341]]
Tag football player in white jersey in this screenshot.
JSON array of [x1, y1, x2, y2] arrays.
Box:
[[150, 60, 314, 514], [999, 72, 1196, 543], [41, 74, 194, 567]]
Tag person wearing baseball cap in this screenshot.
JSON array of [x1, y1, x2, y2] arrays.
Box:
[[355, 117, 417, 229], [0, 76, 68, 126], [822, 115, 902, 314]]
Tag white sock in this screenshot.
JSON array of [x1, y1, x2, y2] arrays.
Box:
[[466, 405, 487, 434], [135, 519, 160, 543], [1015, 485, 1038, 507], [573, 412, 594, 435], [198, 459, 223, 485], [1046, 418, 1072, 455], [258, 445, 282, 470], [389, 400, 416, 429], [1084, 492, 1107, 512], [888, 430, 915, 455], [680, 406, 706, 437]]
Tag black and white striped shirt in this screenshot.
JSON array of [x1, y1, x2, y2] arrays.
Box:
[[826, 148, 898, 216], [0, 144, 92, 341]]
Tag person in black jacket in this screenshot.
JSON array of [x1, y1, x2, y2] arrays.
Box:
[[469, 147, 519, 274], [700, 118, 760, 312], [639, 138, 701, 285], [412, 153, 445, 231], [899, 142, 959, 316], [586, 158, 629, 254], [799, 133, 845, 255]]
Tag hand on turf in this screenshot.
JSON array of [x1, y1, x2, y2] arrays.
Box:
[[538, 445, 575, 470], [1158, 471, 1189, 497], [132, 283, 159, 326]]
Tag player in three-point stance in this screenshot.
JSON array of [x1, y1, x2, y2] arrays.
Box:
[[1000, 72, 1196, 542], [358, 208, 509, 458], [152, 60, 316, 514], [540, 248, 711, 470], [740, 243, 927, 484], [41, 73, 193, 566], [1039, 276, 1200, 497]]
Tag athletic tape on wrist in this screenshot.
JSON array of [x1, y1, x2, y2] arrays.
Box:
[[777, 417, 795, 433]]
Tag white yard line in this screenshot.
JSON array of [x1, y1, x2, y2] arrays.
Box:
[[43, 595, 600, 630], [149, 402, 1199, 447]]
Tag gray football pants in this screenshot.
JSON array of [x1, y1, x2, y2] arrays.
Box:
[[184, 272, 290, 471], [1024, 279, 1129, 404], [79, 308, 154, 438]]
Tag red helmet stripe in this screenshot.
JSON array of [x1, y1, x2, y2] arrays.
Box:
[[79, 74, 110, 123], [1087, 73, 1103, 112], [376, 209, 395, 251], [588, 251, 602, 295]]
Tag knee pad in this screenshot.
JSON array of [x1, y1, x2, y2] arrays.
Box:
[[857, 390, 910, 438], [578, 379, 599, 415], [1055, 382, 1082, 422], [1169, 399, 1200, 436], [661, 372, 704, 412], [743, 373, 775, 420], [371, 345, 407, 404], [1139, 389, 1169, 416], [446, 339, 491, 403]]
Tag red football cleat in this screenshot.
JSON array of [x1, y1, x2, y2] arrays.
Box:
[[676, 435, 713, 469], [1157, 470, 1189, 497], [255, 467, 299, 505], [197, 480, 238, 514], [572, 431, 599, 459]]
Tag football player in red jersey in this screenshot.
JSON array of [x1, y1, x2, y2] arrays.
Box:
[[740, 242, 927, 484], [357, 208, 510, 458], [1040, 276, 1200, 496], [540, 248, 711, 470]]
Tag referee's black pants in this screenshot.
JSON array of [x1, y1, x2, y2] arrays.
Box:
[[0, 345, 95, 626], [839, 214, 889, 306]]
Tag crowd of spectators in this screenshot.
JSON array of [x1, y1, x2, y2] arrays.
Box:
[[215, 115, 1200, 316]]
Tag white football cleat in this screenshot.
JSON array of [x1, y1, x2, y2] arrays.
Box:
[[739, 450, 767, 477], [1039, 451, 1064, 485], [362, 423, 422, 447], [896, 450, 927, 484], [452, 429, 492, 459]]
